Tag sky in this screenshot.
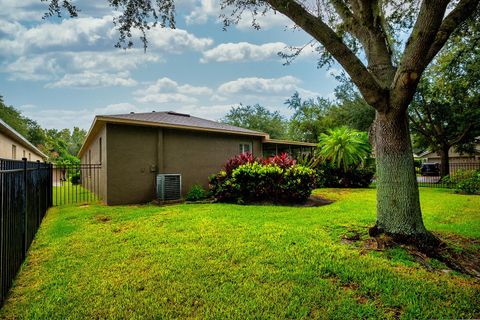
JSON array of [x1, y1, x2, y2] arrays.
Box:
[[0, 0, 340, 130]]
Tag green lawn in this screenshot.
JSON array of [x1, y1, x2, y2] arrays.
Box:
[[53, 184, 99, 206], [1, 188, 479, 319]]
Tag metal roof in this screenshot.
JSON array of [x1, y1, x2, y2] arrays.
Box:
[[106, 111, 266, 136], [0, 118, 48, 159]]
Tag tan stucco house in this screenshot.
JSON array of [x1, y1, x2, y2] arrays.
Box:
[[79, 111, 315, 205], [0, 118, 47, 162], [416, 144, 480, 164]]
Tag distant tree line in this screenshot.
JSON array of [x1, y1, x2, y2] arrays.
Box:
[[221, 82, 376, 142], [0, 96, 86, 164]]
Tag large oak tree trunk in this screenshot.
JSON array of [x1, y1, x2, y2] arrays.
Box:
[[438, 147, 450, 177], [371, 109, 435, 244]]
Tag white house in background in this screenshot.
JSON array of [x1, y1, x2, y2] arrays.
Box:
[[0, 118, 47, 161]]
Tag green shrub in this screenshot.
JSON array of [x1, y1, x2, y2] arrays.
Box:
[[315, 162, 374, 188], [209, 159, 316, 204], [185, 184, 207, 201], [443, 169, 480, 194]]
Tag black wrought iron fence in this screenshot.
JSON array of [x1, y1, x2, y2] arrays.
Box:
[[0, 158, 52, 306], [416, 162, 480, 188], [52, 163, 102, 206]]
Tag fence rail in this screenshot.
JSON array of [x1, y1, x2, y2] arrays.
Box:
[[52, 164, 102, 206], [0, 158, 52, 306], [416, 162, 480, 188]]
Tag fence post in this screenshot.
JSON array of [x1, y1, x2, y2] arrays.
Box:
[[50, 163, 53, 207], [37, 161, 41, 226], [22, 158, 28, 256], [0, 159, 4, 303]]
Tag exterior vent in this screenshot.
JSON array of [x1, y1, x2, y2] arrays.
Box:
[[167, 111, 190, 117], [156, 174, 182, 201]]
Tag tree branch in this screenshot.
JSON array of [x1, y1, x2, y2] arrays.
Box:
[[265, 0, 386, 109], [331, 0, 395, 86], [392, 0, 479, 112], [425, 0, 480, 62], [451, 123, 473, 145], [350, 0, 395, 84]]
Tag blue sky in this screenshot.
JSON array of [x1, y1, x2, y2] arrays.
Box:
[[0, 0, 340, 130]]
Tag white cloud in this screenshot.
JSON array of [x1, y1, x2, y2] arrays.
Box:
[[134, 77, 213, 104], [17, 102, 151, 130], [46, 71, 137, 88], [0, 14, 212, 56], [186, 0, 292, 30], [137, 27, 213, 53], [0, 0, 45, 21], [218, 76, 301, 95], [0, 16, 114, 55], [185, 0, 219, 24], [201, 41, 320, 64], [18, 106, 96, 130], [201, 42, 286, 63], [4, 50, 161, 84], [5, 55, 62, 81], [0, 13, 212, 87], [235, 11, 293, 30]]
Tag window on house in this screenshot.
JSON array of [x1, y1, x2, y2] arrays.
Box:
[[29, 153, 31, 161], [23, 150, 26, 159], [239, 143, 252, 154], [99, 138, 102, 164], [12, 145, 16, 159]]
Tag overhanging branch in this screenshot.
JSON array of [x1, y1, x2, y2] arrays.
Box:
[[265, 0, 386, 109]]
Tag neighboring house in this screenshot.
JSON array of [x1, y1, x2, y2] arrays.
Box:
[[79, 111, 316, 205], [0, 118, 47, 162], [416, 143, 480, 164]]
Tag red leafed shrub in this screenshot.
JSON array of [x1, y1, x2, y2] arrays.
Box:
[[209, 152, 316, 204], [224, 152, 256, 175], [263, 153, 296, 169]]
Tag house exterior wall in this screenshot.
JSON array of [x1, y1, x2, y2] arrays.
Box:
[[105, 124, 158, 205], [162, 128, 262, 195], [101, 123, 263, 205], [80, 124, 107, 202], [0, 132, 44, 161]]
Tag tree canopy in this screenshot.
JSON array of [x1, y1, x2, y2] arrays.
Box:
[[409, 17, 480, 175], [221, 104, 288, 139]]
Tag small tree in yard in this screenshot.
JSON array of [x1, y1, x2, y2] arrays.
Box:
[[43, 0, 480, 247], [318, 127, 371, 171]]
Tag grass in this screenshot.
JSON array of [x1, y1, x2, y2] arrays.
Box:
[[1, 188, 479, 319], [52, 184, 99, 206]]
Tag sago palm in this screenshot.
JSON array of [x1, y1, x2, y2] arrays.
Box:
[[318, 127, 371, 171]]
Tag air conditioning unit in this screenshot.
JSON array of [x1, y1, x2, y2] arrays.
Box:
[[156, 174, 182, 201]]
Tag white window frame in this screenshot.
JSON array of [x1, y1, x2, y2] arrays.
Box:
[[239, 142, 252, 154]]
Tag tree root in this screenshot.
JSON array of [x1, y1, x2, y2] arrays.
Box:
[[368, 225, 480, 279]]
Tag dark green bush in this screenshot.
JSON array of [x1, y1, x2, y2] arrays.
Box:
[[71, 173, 81, 185], [443, 169, 480, 194], [316, 162, 374, 188], [186, 184, 207, 201]]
